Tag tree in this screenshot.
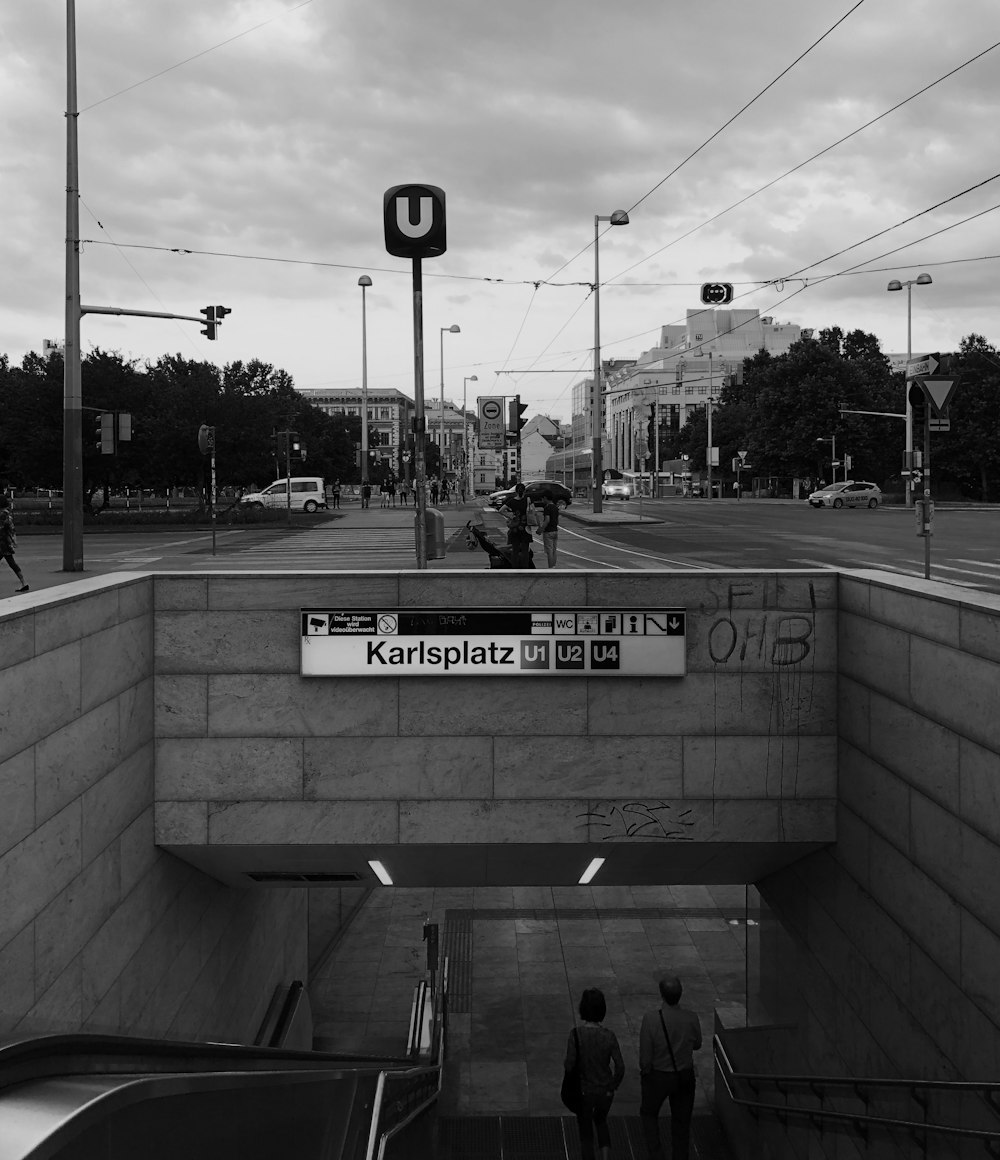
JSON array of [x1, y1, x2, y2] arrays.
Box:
[[932, 334, 1000, 500], [710, 331, 900, 486]]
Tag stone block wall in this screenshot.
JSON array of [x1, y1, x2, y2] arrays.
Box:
[[0, 577, 306, 1043], [151, 571, 838, 879], [756, 571, 1000, 1135]]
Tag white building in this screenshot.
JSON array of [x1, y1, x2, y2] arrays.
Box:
[[603, 308, 801, 473]]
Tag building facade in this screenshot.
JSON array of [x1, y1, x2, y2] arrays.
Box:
[[297, 387, 415, 471], [601, 309, 802, 474]]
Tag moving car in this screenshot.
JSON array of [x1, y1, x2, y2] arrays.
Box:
[[602, 479, 632, 499], [241, 477, 328, 513], [807, 480, 881, 509], [487, 480, 572, 510]]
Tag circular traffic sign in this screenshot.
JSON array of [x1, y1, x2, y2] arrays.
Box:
[[481, 400, 502, 420]]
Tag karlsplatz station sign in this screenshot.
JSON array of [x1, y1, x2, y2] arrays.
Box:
[[301, 609, 686, 677]]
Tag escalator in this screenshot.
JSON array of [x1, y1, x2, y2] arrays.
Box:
[[0, 980, 444, 1160]]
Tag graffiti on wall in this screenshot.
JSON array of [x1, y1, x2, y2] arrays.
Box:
[[580, 800, 696, 841]]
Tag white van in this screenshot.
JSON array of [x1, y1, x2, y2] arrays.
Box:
[[241, 478, 327, 513]]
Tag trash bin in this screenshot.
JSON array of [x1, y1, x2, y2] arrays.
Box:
[[417, 506, 446, 560]]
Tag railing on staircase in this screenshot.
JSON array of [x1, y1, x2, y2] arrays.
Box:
[[715, 1032, 1000, 1158], [363, 958, 449, 1160]]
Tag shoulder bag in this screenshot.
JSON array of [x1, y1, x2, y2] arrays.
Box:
[[560, 1027, 583, 1113], [658, 1011, 681, 1095]]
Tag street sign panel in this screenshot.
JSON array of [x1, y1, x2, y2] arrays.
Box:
[[301, 608, 687, 677], [478, 396, 505, 449], [906, 353, 939, 380], [920, 377, 958, 418]]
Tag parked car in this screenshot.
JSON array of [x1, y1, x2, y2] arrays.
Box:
[[808, 481, 881, 509], [602, 479, 632, 499], [241, 477, 328, 513], [487, 480, 572, 510]]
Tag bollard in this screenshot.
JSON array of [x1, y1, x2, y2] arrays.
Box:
[[418, 506, 446, 560]]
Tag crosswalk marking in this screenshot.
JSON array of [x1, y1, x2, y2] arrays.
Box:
[[199, 526, 419, 567], [791, 557, 998, 591]]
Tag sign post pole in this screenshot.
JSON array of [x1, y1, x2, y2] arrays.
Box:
[[412, 257, 428, 569], [384, 184, 448, 568]]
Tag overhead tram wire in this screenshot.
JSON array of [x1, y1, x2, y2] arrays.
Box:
[[626, 0, 866, 216], [496, 4, 868, 402], [607, 38, 1000, 286], [80, 0, 319, 113]]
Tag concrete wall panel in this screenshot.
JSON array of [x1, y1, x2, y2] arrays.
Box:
[[81, 615, 152, 712], [909, 636, 1000, 752], [0, 610, 34, 672], [156, 737, 303, 799], [34, 699, 121, 825], [1, 580, 304, 1045], [208, 674, 398, 736], [495, 736, 683, 799], [682, 736, 836, 798], [0, 749, 35, 858], [155, 674, 208, 736], [0, 642, 81, 763], [155, 611, 298, 674], [305, 736, 492, 799], [207, 800, 398, 845]]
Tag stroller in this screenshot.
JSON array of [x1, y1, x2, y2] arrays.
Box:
[[465, 520, 535, 569]]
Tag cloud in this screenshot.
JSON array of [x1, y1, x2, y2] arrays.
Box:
[[2, 0, 999, 420]]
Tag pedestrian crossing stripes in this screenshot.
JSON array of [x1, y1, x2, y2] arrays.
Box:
[[791, 557, 1000, 591], [201, 526, 420, 568]]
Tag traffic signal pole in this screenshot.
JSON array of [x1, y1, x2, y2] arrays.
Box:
[[63, 0, 83, 571]]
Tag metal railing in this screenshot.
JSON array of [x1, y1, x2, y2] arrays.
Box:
[[715, 1034, 1000, 1153], [364, 959, 449, 1160]]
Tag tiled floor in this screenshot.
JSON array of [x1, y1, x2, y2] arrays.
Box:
[[311, 884, 749, 1118]]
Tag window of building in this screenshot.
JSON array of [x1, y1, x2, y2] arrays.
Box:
[[697, 384, 707, 395], [672, 384, 681, 395]]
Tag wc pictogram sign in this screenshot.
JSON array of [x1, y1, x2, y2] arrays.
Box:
[[383, 184, 447, 259]]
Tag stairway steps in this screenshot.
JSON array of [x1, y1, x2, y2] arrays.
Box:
[[436, 1114, 734, 1159]]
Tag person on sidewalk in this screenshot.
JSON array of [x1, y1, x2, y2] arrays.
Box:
[[564, 987, 625, 1160], [639, 975, 702, 1160], [331, 479, 341, 509], [539, 495, 559, 567], [500, 482, 534, 569], [361, 482, 372, 509], [0, 495, 29, 593]]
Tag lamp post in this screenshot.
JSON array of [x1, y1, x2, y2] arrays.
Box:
[[887, 273, 932, 505], [439, 324, 460, 477], [706, 394, 716, 499], [593, 209, 629, 513], [817, 435, 837, 483], [358, 275, 372, 483], [463, 374, 477, 498]]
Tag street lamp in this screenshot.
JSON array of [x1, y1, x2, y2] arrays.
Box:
[[817, 435, 837, 483], [887, 273, 932, 504], [439, 324, 460, 476], [358, 275, 372, 483], [593, 209, 629, 513], [463, 374, 478, 498]]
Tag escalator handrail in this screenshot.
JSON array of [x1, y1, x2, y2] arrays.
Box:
[[714, 1035, 1000, 1143], [0, 1032, 412, 1094], [367, 958, 450, 1160]]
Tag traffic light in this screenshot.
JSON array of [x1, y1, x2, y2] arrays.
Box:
[[908, 381, 927, 428], [200, 305, 217, 340], [117, 412, 132, 443], [276, 431, 288, 459], [508, 396, 528, 436], [95, 411, 115, 455], [648, 402, 656, 446], [700, 282, 734, 305]]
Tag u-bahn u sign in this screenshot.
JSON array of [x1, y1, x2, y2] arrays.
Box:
[[300, 608, 686, 677]]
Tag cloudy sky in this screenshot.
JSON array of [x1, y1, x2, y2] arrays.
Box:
[[3, 1, 998, 422]]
